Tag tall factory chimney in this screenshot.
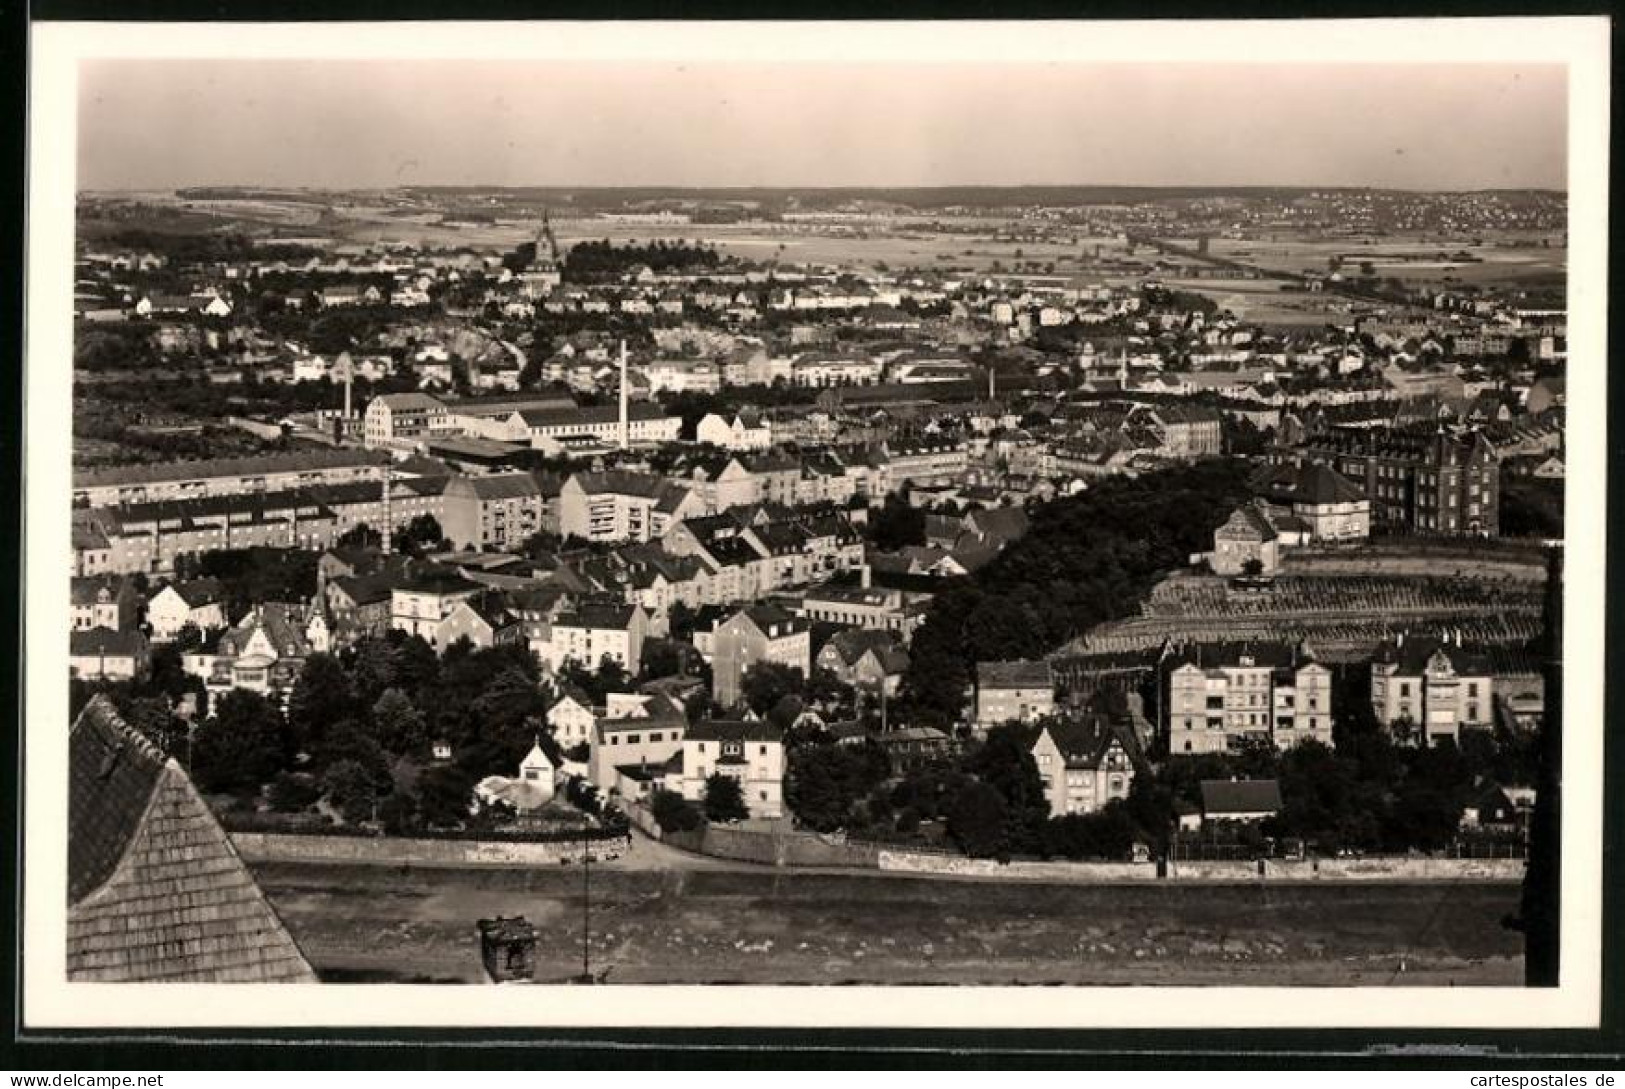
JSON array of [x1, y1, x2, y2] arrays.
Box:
[[618, 339, 630, 451], [380, 465, 394, 555]]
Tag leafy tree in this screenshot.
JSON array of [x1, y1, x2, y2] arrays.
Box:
[[964, 723, 1049, 847], [741, 661, 804, 716], [651, 788, 704, 835], [373, 687, 429, 758], [468, 666, 554, 772], [324, 758, 386, 824], [309, 723, 393, 793], [347, 636, 400, 707], [391, 634, 441, 697], [947, 779, 1010, 859], [285, 652, 359, 756], [667, 601, 698, 642], [785, 741, 891, 833], [336, 523, 383, 550], [1038, 803, 1139, 861], [117, 694, 189, 760], [399, 514, 445, 555], [416, 764, 476, 828], [268, 770, 322, 813], [639, 638, 685, 680], [867, 495, 927, 551], [191, 689, 288, 794], [703, 773, 750, 823], [379, 789, 421, 835]]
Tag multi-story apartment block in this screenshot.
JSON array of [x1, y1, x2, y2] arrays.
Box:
[[1165, 643, 1332, 754], [558, 471, 702, 543], [799, 583, 926, 640], [883, 434, 969, 488], [73, 448, 389, 508], [708, 604, 811, 708], [439, 472, 545, 551], [74, 476, 449, 575], [536, 602, 649, 676], [1129, 403, 1223, 460], [1294, 424, 1500, 536]]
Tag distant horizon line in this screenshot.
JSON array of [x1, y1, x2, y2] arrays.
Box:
[[80, 182, 1570, 196]]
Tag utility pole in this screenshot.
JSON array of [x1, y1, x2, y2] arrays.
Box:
[[576, 823, 593, 984]]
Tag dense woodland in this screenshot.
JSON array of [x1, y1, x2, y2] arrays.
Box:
[[562, 239, 729, 285], [898, 459, 1256, 727]]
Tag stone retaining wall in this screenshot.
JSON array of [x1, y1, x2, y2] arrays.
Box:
[[231, 831, 629, 868], [879, 850, 1158, 882]]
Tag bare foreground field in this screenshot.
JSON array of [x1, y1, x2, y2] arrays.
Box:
[[251, 861, 1524, 987]]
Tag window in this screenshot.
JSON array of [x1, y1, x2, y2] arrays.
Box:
[[759, 744, 768, 755]]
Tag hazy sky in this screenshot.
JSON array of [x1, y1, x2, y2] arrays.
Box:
[[78, 60, 1568, 191]]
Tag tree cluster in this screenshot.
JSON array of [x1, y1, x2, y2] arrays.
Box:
[[899, 459, 1255, 727], [563, 239, 726, 285]]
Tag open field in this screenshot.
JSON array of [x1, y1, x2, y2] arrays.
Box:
[[252, 860, 1524, 986], [1208, 234, 1566, 290], [1161, 277, 1355, 325]]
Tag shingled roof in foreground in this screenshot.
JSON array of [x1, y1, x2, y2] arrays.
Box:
[[67, 696, 316, 983]]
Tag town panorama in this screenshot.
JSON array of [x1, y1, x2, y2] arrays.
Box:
[[66, 185, 1566, 986]]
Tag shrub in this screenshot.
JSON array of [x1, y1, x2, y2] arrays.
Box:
[[651, 789, 704, 835], [267, 771, 322, 813]]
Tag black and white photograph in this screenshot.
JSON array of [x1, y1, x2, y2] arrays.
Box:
[[18, 17, 1612, 1036]]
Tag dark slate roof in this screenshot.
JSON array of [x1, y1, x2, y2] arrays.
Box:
[[734, 603, 810, 639], [169, 577, 227, 608], [1372, 634, 1495, 675], [688, 719, 784, 743], [69, 628, 147, 658], [977, 659, 1053, 689], [1165, 641, 1307, 671], [1200, 779, 1283, 816], [73, 447, 388, 491], [1040, 715, 1128, 770], [822, 627, 900, 666], [68, 697, 317, 982], [967, 505, 1030, 542]]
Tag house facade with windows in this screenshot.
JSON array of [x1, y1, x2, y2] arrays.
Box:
[[975, 660, 1055, 728], [1165, 643, 1332, 754], [677, 719, 786, 820], [1370, 633, 1495, 745], [1030, 715, 1135, 818], [708, 604, 811, 708]]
